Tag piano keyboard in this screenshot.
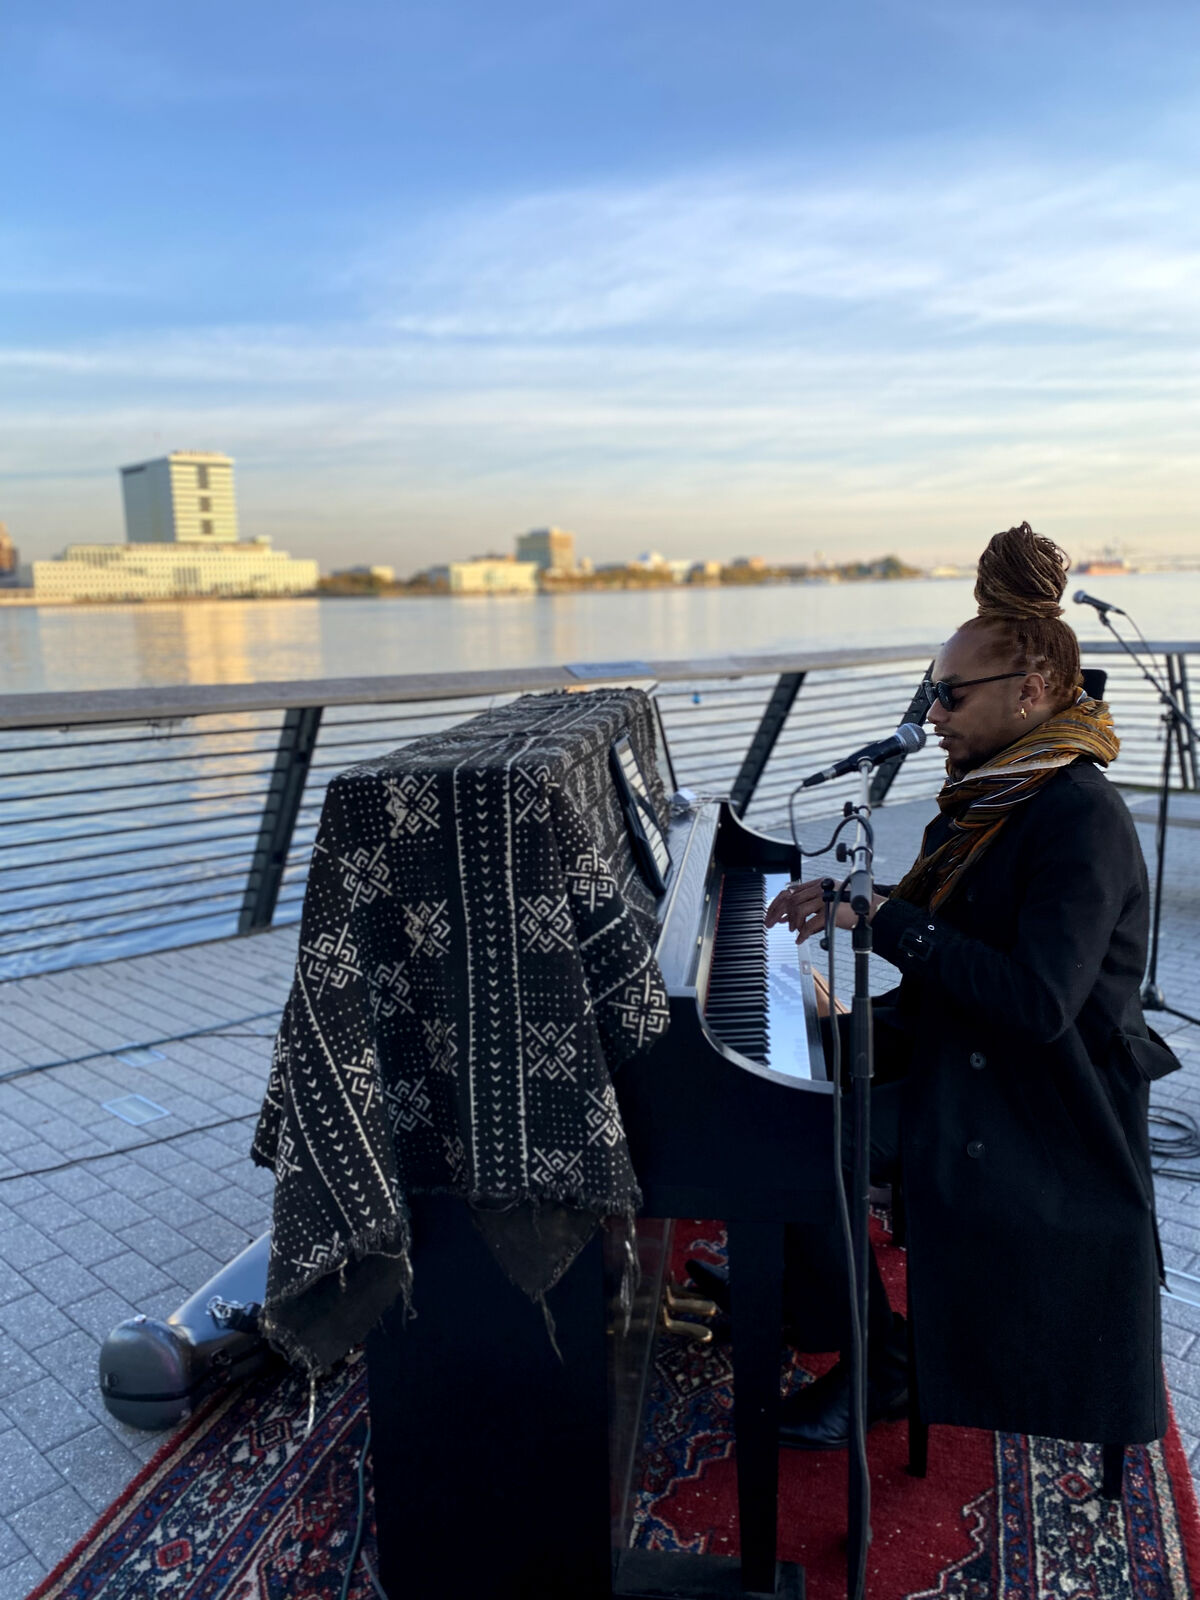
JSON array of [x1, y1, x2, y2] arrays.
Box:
[[700, 867, 829, 1082]]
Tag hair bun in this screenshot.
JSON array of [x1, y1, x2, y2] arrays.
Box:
[[974, 521, 1068, 621]]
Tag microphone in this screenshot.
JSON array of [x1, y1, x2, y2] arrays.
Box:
[[1073, 589, 1126, 617], [800, 723, 926, 788]]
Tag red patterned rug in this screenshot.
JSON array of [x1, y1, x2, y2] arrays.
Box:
[[27, 1225, 1200, 1600], [634, 1222, 1200, 1599]]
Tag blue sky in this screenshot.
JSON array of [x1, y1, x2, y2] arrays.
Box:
[[5, 0, 1200, 571]]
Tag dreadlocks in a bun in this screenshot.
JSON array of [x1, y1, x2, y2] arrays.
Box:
[[974, 521, 1068, 620], [960, 521, 1082, 709]]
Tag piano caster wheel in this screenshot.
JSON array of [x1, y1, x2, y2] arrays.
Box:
[[661, 1306, 714, 1347], [666, 1283, 718, 1319]]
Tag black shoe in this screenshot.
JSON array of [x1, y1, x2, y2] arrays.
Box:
[[779, 1316, 909, 1452], [778, 1361, 908, 1451], [684, 1260, 730, 1313]]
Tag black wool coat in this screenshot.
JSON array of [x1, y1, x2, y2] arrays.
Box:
[[870, 757, 1174, 1445]]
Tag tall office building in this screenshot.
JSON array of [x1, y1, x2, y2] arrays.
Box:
[[515, 526, 575, 573], [121, 451, 238, 544], [31, 451, 318, 600]]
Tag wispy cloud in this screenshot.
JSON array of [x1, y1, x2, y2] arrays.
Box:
[[7, 153, 1200, 565], [352, 161, 1200, 341]]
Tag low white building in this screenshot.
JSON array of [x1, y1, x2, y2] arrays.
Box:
[[32, 539, 319, 601], [429, 559, 539, 594]]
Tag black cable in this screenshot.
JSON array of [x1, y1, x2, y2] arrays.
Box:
[[824, 886, 871, 1573], [788, 798, 868, 865], [0, 1009, 282, 1086], [0, 1111, 262, 1184], [340, 1416, 381, 1600], [1150, 1107, 1200, 1176]]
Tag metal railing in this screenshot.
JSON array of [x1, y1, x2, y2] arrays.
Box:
[[0, 641, 1194, 980]]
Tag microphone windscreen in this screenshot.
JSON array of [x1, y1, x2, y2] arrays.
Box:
[[898, 723, 927, 752], [1072, 590, 1088, 603]]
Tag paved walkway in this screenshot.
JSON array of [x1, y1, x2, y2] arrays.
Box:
[[0, 788, 1198, 1597]]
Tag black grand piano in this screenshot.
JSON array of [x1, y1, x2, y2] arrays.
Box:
[[365, 790, 837, 1600]]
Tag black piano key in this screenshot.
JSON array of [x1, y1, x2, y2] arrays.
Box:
[[702, 870, 769, 1067]]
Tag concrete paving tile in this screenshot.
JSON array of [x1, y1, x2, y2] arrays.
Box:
[[1159, 1217, 1200, 1254], [0, 1224, 61, 1273], [1162, 1320, 1197, 1360], [1167, 1385, 1200, 1442], [10, 1184, 86, 1228], [7, 1481, 96, 1568], [46, 1425, 143, 1516], [114, 1217, 192, 1265], [0, 1553, 46, 1600], [35, 1330, 102, 1400], [0, 1340, 46, 1401], [125, 1141, 188, 1175], [180, 1212, 255, 1260], [0, 1117, 34, 1155], [0, 1519, 29, 1571], [1165, 1352, 1200, 1403], [98, 1162, 166, 1201], [0, 1293, 74, 1352], [90, 1252, 173, 1304], [202, 1185, 270, 1229], [210, 1093, 261, 1118], [239, 1163, 275, 1198], [63, 1290, 135, 1345], [163, 1246, 223, 1294], [22, 1254, 105, 1309], [136, 1187, 212, 1229], [0, 1425, 64, 1515], [0, 1179, 48, 1210], [11, 1192, 85, 1234], [38, 1167, 110, 1205], [170, 1131, 237, 1170], [78, 1190, 152, 1233], [1, 1375, 96, 1451], [0, 1262, 31, 1313], [153, 1157, 226, 1199], [53, 1219, 126, 1267], [139, 1285, 186, 1322]]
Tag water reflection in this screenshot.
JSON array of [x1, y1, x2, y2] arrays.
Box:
[[3, 575, 1198, 696]]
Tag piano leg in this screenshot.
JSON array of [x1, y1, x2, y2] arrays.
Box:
[[727, 1218, 804, 1598]]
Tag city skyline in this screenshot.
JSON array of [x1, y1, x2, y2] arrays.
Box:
[[6, 2, 1200, 570]]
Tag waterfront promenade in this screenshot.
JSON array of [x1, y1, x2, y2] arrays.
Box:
[[0, 789, 1197, 1596]]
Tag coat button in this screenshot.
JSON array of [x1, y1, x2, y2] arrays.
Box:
[[966, 1140, 985, 1158], [969, 1051, 986, 1069]]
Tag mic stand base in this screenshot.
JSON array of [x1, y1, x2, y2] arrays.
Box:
[[1141, 984, 1200, 1031]]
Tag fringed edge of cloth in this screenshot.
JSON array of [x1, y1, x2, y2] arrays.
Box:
[[254, 1186, 642, 1379], [258, 1211, 415, 1378]]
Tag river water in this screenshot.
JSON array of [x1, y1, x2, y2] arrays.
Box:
[[2, 573, 1198, 695]]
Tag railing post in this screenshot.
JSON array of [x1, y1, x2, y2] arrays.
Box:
[[239, 706, 323, 933], [729, 673, 805, 817], [870, 666, 934, 806], [1168, 654, 1197, 791]]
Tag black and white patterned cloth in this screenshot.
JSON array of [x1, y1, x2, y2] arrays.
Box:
[[251, 689, 671, 1373]]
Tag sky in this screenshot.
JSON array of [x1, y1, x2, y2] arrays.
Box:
[[5, 0, 1200, 572]]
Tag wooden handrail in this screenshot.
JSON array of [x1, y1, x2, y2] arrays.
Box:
[[3, 638, 1195, 731]]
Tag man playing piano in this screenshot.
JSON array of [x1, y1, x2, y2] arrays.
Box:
[[753, 522, 1172, 1454]]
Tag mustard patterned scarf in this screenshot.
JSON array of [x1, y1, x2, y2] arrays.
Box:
[[892, 695, 1120, 913]]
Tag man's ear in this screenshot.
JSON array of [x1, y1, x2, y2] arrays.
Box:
[[1019, 672, 1048, 708]]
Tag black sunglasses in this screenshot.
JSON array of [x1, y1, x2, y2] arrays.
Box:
[[919, 672, 1027, 713]]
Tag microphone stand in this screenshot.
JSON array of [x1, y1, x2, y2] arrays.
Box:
[[845, 759, 875, 1600], [1095, 609, 1200, 1028]]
